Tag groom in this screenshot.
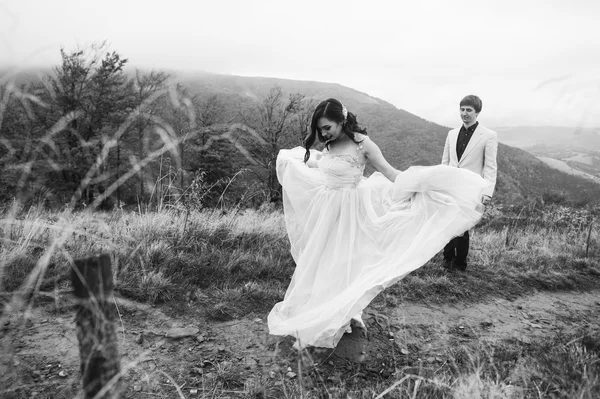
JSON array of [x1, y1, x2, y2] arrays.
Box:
[[441, 95, 498, 271]]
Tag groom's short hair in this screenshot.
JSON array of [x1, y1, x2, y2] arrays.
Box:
[[460, 95, 482, 113]]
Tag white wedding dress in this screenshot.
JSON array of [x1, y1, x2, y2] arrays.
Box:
[[267, 146, 486, 348]]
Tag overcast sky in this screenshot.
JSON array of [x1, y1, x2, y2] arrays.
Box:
[[1, 0, 599, 128]]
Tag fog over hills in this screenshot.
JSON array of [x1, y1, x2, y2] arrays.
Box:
[[495, 126, 600, 183], [2, 66, 599, 205], [495, 126, 600, 149]]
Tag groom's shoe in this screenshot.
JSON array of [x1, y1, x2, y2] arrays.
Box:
[[442, 258, 454, 271], [453, 259, 467, 271]]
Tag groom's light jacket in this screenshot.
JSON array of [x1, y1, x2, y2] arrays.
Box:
[[441, 124, 498, 198]]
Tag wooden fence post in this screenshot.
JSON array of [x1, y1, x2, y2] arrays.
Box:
[[71, 253, 122, 398]]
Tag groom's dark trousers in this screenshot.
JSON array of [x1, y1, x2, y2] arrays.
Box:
[[443, 231, 469, 270]]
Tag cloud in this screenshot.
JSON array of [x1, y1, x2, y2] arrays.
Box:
[[1, 0, 599, 127]]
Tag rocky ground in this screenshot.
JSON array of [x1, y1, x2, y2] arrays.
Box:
[[1, 289, 599, 398]]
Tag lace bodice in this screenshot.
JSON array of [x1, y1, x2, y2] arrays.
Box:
[[319, 144, 366, 190]]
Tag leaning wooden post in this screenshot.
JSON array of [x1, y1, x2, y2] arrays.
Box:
[[71, 253, 122, 398]]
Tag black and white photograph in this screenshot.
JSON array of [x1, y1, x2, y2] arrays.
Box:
[[1, 0, 599, 398]]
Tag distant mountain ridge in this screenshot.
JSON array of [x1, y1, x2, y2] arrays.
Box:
[[173, 71, 600, 205], [494, 126, 600, 183]]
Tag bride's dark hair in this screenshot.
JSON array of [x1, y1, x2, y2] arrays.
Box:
[[304, 98, 368, 163]]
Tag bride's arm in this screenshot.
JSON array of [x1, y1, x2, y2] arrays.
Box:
[[362, 137, 401, 182]]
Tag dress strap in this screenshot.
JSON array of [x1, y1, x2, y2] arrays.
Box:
[[356, 141, 364, 153]]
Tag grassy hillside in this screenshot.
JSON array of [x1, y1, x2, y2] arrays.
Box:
[[1, 205, 599, 398]]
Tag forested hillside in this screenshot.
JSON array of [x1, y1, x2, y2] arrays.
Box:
[[1, 46, 599, 210], [174, 71, 600, 205]]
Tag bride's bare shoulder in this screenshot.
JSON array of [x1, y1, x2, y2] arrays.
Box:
[[356, 134, 379, 151]]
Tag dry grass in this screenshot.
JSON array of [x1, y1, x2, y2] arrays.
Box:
[[1, 205, 599, 397], [382, 208, 600, 306], [2, 205, 598, 310], [0, 206, 291, 314]]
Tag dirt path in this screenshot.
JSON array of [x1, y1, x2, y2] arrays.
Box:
[[2, 290, 599, 397], [389, 290, 600, 351]]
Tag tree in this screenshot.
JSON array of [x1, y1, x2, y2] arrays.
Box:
[[0, 82, 33, 203], [47, 43, 135, 205], [131, 69, 170, 200], [184, 94, 238, 206], [158, 83, 198, 200], [294, 97, 318, 146], [197, 94, 225, 130], [239, 86, 303, 202], [0, 78, 69, 206]]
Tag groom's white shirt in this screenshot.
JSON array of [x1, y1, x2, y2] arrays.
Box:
[[441, 124, 498, 198]]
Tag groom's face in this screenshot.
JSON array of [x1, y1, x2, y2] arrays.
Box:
[[460, 106, 479, 126]]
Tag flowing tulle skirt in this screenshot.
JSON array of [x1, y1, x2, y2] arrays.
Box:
[[268, 148, 486, 348]]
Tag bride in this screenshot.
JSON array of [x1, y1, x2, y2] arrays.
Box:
[[267, 98, 486, 349]]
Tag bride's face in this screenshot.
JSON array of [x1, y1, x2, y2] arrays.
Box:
[[317, 117, 343, 142]]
